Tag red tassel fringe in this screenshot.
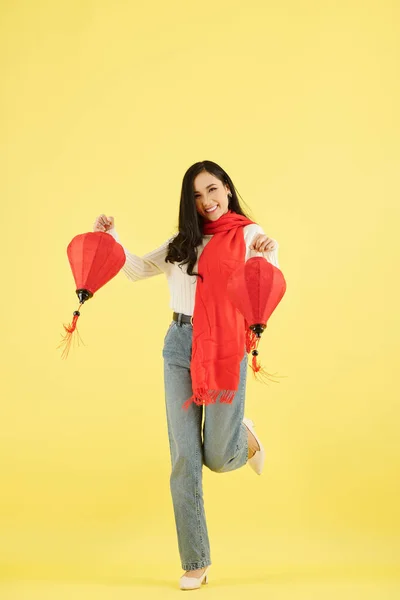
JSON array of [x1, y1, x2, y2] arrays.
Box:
[[182, 327, 287, 409], [182, 388, 236, 410], [56, 305, 85, 359], [245, 327, 285, 384]]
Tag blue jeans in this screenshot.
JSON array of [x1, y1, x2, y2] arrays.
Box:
[[162, 315, 249, 571]]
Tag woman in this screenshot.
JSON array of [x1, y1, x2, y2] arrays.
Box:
[[93, 160, 280, 590]]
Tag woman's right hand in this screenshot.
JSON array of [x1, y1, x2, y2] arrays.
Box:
[[93, 214, 115, 233]]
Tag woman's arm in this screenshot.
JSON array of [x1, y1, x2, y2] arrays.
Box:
[[245, 224, 280, 269], [107, 228, 173, 281]]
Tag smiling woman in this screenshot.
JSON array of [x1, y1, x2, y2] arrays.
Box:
[[92, 159, 282, 588], [164, 160, 258, 280], [194, 171, 231, 220]]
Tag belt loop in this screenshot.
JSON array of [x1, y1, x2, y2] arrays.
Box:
[[177, 312, 182, 327]]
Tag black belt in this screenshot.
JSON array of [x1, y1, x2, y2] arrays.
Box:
[[173, 312, 193, 325]]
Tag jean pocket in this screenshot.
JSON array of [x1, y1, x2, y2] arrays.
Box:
[[163, 320, 176, 344]]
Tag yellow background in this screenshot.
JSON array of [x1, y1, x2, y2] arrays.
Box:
[[1, 0, 399, 597]]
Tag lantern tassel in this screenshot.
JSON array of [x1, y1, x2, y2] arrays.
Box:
[[57, 304, 85, 359], [245, 326, 286, 384]]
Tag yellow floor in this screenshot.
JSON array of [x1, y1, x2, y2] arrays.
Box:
[[1, 576, 399, 599], [1, 529, 399, 598]]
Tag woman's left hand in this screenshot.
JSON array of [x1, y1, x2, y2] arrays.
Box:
[[250, 234, 277, 252]]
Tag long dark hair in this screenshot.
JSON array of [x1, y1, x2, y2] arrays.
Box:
[[165, 160, 254, 282]]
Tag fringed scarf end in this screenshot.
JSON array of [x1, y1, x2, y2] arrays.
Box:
[[182, 387, 236, 410], [219, 389, 236, 404]]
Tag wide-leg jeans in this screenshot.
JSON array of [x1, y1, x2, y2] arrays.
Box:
[[162, 316, 249, 571]]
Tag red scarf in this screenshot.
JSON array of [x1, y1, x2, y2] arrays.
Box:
[[182, 209, 257, 410]]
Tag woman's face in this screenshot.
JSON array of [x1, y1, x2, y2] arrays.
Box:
[[194, 172, 231, 221]]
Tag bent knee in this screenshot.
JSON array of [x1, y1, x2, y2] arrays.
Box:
[[204, 452, 232, 472]]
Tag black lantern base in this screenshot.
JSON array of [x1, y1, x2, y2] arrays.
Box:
[[249, 323, 266, 338], [75, 289, 93, 304]]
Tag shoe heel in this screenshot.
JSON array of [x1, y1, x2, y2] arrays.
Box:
[[202, 573, 208, 585]]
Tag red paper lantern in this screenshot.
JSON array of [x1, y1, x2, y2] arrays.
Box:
[[57, 231, 126, 359], [226, 256, 287, 381]]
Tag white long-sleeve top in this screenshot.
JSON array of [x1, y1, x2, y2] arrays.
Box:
[[108, 224, 280, 315]]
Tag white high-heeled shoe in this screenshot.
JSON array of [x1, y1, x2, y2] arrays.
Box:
[[243, 417, 265, 475], [179, 565, 210, 590]]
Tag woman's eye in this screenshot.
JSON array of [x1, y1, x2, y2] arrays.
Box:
[[195, 187, 216, 198]]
